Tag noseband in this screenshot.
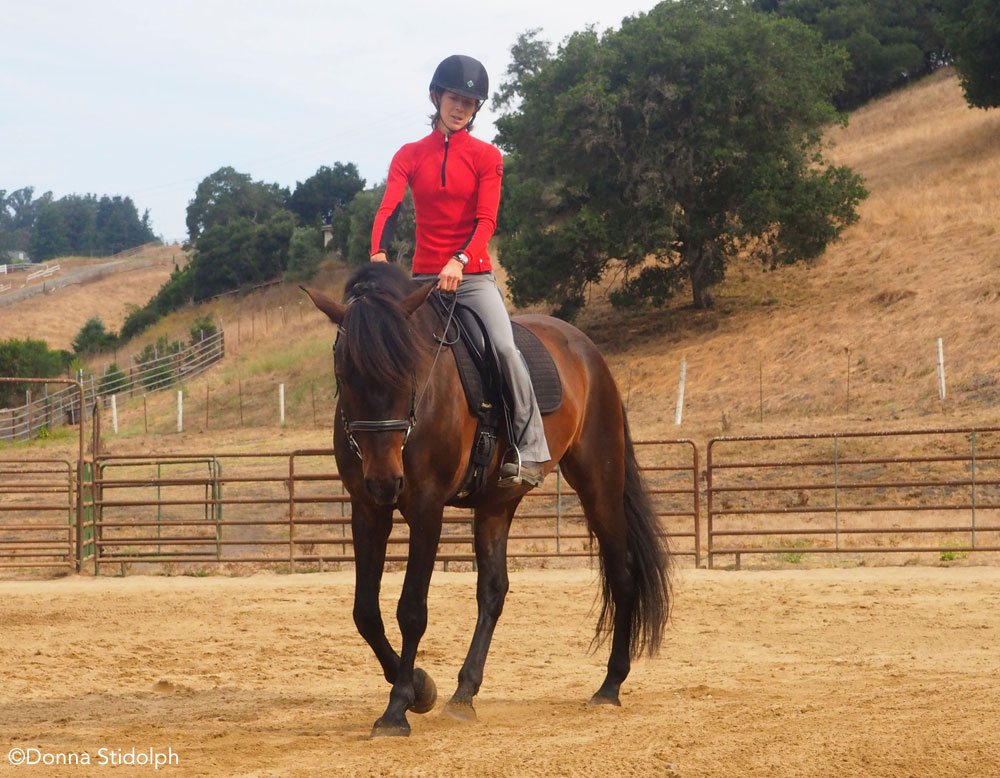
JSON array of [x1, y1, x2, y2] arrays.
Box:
[[340, 387, 416, 460]]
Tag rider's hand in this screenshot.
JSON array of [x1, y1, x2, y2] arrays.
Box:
[[370, 251, 388, 263], [437, 257, 464, 293]]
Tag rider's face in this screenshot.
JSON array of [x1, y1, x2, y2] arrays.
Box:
[[436, 90, 477, 133]]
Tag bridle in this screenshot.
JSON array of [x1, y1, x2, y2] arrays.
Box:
[[335, 289, 457, 461], [340, 388, 416, 460]]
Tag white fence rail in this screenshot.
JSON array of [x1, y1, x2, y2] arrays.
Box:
[[0, 328, 226, 442], [26, 264, 60, 282]]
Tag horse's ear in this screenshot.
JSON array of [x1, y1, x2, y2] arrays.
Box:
[[300, 285, 347, 325], [399, 281, 436, 318]]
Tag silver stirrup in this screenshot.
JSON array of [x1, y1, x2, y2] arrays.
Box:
[[498, 446, 524, 486]]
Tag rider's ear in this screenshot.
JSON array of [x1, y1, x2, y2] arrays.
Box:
[[300, 285, 347, 325], [399, 281, 436, 318]]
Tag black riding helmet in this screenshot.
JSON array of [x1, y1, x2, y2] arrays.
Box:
[[429, 55, 489, 103]]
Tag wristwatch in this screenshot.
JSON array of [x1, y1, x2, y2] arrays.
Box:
[[452, 252, 469, 268]]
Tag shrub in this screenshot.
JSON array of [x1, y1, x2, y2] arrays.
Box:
[[136, 337, 183, 391], [72, 317, 117, 355], [188, 314, 218, 345], [99, 363, 128, 396]]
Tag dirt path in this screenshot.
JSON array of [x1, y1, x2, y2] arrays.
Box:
[[2, 566, 998, 777]]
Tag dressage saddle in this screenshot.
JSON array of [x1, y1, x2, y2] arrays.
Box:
[[428, 291, 562, 504]]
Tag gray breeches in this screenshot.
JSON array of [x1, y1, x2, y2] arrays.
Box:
[[413, 272, 550, 463]]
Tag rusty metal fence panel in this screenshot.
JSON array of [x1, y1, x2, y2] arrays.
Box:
[[707, 428, 1000, 568], [0, 459, 75, 570], [81, 439, 699, 575]]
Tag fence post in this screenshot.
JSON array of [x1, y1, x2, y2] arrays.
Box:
[[555, 467, 562, 554], [111, 394, 118, 434], [833, 435, 840, 551], [971, 431, 977, 548], [279, 383, 285, 425], [937, 337, 946, 400], [177, 390, 183, 433], [675, 360, 687, 426]]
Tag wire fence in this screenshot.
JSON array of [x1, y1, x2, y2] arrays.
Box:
[[0, 329, 225, 442]]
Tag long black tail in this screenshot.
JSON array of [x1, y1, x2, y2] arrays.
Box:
[[595, 405, 673, 658]]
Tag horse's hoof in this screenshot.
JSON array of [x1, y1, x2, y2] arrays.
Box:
[[369, 717, 410, 738], [588, 691, 622, 707], [409, 668, 437, 714], [443, 699, 477, 722]]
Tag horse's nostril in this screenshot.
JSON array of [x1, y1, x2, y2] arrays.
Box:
[[365, 477, 404, 505]]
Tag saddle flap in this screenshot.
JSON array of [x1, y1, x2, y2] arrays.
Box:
[[429, 293, 562, 416]]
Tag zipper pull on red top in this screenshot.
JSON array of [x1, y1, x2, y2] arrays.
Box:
[[441, 133, 449, 187]]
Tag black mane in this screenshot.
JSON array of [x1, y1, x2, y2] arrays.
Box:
[[339, 263, 426, 390]]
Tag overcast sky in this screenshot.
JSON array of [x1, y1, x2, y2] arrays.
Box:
[[4, 0, 662, 244]]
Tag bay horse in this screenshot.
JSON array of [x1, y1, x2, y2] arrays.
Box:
[[303, 262, 670, 737]]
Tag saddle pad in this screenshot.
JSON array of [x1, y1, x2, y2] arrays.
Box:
[[443, 310, 563, 417], [512, 322, 562, 415]]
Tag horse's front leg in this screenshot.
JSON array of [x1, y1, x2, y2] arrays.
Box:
[[351, 500, 400, 684], [370, 501, 443, 737]]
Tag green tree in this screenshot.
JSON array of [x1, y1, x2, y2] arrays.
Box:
[[753, 0, 948, 110], [99, 363, 128, 396], [189, 314, 218, 345], [185, 167, 290, 244], [941, 0, 1000, 109], [28, 198, 70, 262], [0, 187, 39, 255], [250, 209, 296, 282], [287, 162, 365, 226], [72, 317, 117, 355], [0, 339, 73, 406], [96, 195, 156, 254], [60, 194, 100, 255], [189, 210, 295, 300], [343, 186, 415, 265], [190, 218, 258, 299], [284, 226, 325, 282], [136, 337, 182, 391], [495, 2, 868, 314]]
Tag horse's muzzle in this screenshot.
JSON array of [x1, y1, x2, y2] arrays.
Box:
[[365, 476, 404, 506]]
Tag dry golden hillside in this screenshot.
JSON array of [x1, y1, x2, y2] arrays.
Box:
[[0, 245, 185, 351]]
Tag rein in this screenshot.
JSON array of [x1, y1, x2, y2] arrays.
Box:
[[337, 288, 458, 460]]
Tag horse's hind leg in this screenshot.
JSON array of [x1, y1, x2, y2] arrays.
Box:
[[559, 445, 635, 706], [444, 498, 521, 721]]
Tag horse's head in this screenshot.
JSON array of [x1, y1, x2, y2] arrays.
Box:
[[302, 264, 435, 506]]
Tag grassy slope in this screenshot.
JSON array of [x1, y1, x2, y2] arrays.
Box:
[[8, 71, 1000, 457]]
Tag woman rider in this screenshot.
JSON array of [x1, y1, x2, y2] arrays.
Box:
[[369, 54, 550, 488]]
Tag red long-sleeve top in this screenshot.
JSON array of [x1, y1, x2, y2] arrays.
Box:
[[370, 128, 502, 275]]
